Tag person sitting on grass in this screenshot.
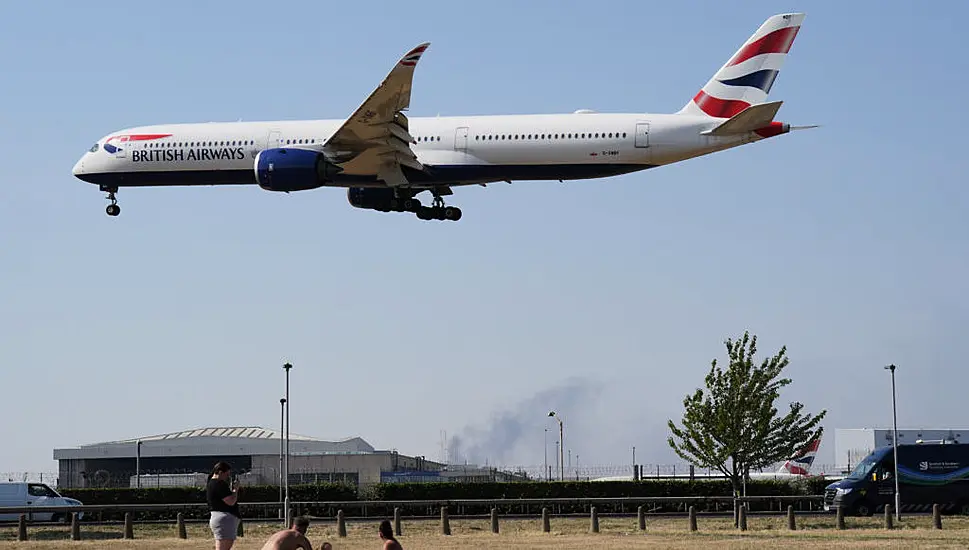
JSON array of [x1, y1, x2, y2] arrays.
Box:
[[379, 519, 402, 550], [260, 516, 316, 550]]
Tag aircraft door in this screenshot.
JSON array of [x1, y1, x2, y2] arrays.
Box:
[[267, 130, 282, 150], [454, 127, 469, 152], [634, 123, 650, 148]]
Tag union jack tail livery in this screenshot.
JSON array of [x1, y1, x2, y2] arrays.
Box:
[[679, 13, 805, 118], [778, 436, 822, 476]]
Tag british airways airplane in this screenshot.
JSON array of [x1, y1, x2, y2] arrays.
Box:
[[72, 13, 813, 220]]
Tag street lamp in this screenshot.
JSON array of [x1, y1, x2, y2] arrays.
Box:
[[548, 411, 563, 481], [544, 428, 548, 482], [885, 364, 901, 521], [283, 363, 293, 527], [279, 397, 286, 520]]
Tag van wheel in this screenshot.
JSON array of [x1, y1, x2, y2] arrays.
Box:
[[51, 513, 63, 524], [853, 502, 872, 517]]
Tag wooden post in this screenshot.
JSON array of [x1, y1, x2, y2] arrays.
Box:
[[884, 504, 894, 530], [836, 505, 845, 530], [491, 508, 499, 534], [738, 505, 747, 531], [637, 505, 645, 531], [688, 505, 697, 532], [177, 512, 187, 539], [787, 505, 796, 530], [440, 506, 451, 535], [337, 510, 347, 538], [70, 512, 81, 540], [236, 517, 244, 537], [542, 507, 550, 533], [124, 512, 134, 539], [590, 506, 599, 533], [933, 504, 942, 529], [17, 514, 27, 541], [394, 507, 402, 536]]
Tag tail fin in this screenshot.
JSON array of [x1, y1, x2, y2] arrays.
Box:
[[777, 436, 821, 476], [678, 13, 805, 118]]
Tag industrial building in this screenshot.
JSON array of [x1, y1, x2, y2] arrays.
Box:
[[52, 426, 522, 489], [834, 427, 967, 472]]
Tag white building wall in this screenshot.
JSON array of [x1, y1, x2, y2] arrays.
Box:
[[835, 428, 969, 472]]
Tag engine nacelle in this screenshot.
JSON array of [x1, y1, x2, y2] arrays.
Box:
[[254, 148, 341, 192], [347, 187, 397, 211]]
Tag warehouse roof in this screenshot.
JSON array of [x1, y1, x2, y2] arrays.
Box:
[[93, 426, 328, 445], [54, 426, 375, 460]]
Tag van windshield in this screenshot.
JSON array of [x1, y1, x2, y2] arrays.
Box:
[[846, 458, 880, 480]]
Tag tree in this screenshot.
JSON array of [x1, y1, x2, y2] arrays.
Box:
[[667, 331, 826, 497]]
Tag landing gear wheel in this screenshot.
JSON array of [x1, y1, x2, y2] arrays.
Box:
[[444, 207, 462, 221], [416, 206, 433, 220], [102, 186, 120, 217]]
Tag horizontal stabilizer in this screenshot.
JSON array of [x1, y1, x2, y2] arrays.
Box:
[[702, 100, 783, 136]]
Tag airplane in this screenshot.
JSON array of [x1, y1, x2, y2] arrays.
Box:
[[590, 435, 826, 482], [72, 13, 815, 220]]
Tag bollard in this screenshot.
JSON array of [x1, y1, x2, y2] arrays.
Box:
[[441, 506, 451, 535], [491, 507, 499, 534], [124, 512, 134, 539], [836, 506, 845, 530], [394, 507, 402, 536], [70, 512, 81, 540], [787, 505, 796, 530], [17, 514, 27, 541], [688, 505, 697, 531], [884, 504, 893, 530], [933, 504, 942, 529], [337, 510, 347, 538], [177, 512, 187, 539], [638, 505, 646, 531], [590, 506, 599, 533], [542, 507, 550, 533], [738, 505, 747, 531], [237, 518, 244, 538]]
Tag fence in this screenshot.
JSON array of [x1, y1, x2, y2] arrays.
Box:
[[7, 463, 849, 490]]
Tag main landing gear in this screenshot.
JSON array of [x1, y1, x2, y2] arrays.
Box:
[[102, 185, 120, 217], [416, 195, 462, 221]]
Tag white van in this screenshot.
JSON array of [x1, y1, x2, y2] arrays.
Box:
[[0, 482, 84, 523]]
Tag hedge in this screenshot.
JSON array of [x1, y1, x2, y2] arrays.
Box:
[[58, 478, 831, 520]]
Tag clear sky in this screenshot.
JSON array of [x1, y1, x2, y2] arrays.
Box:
[[1, 1, 967, 477]]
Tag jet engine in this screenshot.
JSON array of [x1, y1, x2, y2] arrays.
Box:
[[254, 148, 342, 192]]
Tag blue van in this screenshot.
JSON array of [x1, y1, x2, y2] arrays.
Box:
[[824, 441, 969, 516]]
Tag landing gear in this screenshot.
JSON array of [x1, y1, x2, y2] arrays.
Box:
[[102, 186, 120, 217], [415, 195, 462, 221]]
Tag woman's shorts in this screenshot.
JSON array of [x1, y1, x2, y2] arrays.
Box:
[[209, 511, 239, 540]]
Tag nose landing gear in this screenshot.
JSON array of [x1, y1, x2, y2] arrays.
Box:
[[101, 185, 120, 216]]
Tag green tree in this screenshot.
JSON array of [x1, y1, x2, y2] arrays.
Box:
[[667, 331, 826, 497]]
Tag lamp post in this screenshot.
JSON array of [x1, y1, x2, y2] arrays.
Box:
[[885, 364, 900, 521], [548, 411, 563, 481], [544, 428, 548, 482], [135, 441, 142, 488], [283, 363, 292, 527], [279, 397, 286, 520]]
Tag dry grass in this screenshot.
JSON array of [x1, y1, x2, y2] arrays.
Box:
[[3, 515, 969, 549]]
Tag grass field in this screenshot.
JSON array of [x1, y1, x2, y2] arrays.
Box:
[[4, 515, 969, 549]]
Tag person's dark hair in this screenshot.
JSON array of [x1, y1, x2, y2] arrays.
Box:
[[379, 519, 396, 541], [212, 461, 232, 476], [294, 516, 310, 530]]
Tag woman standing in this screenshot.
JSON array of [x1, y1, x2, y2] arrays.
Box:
[[206, 461, 241, 550], [378, 519, 402, 550]]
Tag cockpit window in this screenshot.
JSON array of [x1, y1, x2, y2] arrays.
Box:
[[89, 143, 99, 153]]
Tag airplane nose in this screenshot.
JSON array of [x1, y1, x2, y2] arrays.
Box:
[[72, 158, 84, 177]]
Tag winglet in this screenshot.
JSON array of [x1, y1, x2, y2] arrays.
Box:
[[399, 42, 430, 67]]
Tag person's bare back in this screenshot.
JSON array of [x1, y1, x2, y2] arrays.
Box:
[[259, 528, 313, 550]]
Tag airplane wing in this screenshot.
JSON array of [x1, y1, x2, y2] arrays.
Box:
[[322, 43, 430, 186]]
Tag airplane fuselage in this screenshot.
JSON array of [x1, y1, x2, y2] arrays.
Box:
[[72, 111, 771, 191]]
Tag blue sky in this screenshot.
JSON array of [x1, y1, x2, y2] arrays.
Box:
[[1, 0, 967, 476]]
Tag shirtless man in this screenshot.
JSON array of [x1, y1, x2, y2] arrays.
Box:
[[260, 516, 315, 550]]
